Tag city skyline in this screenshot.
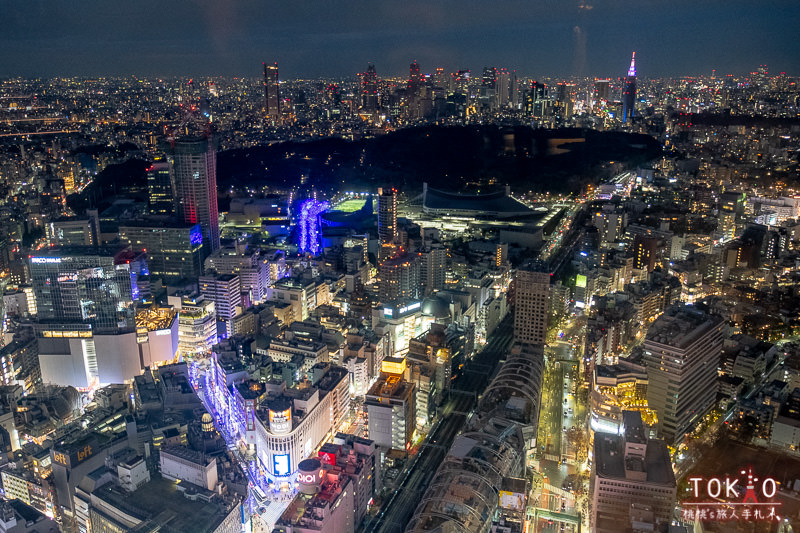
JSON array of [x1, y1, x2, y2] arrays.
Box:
[[2, 0, 799, 78], [1, 4, 800, 530]]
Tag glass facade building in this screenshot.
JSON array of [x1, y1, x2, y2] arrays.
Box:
[[29, 247, 140, 333]]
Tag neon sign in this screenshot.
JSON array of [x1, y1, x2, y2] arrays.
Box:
[[297, 469, 325, 484]]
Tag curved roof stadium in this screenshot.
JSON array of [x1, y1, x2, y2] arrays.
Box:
[[406, 344, 544, 533], [422, 183, 534, 218]]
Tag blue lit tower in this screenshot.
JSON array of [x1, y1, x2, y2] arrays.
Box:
[[622, 52, 637, 124]]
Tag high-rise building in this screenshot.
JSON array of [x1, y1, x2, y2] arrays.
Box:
[[496, 68, 512, 107], [513, 264, 550, 345], [362, 63, 379, 113], [0, 329, 40, 394], [378, 253, 420, 303], [204, 243, 271, 304], [622, 52, 637, 123], [30, 247, 152, 387], [632, 234, 659, 272], [643, 305, 723, 445], [452, 70, 470, 95], [481, 66, 498, 109], [264, 61, 281, 123], [119, 221, 204, 281], [555, 83, 575, 118], [168, 293, 217, 357], [432, 67, 448, 90], [594, 79, 611, 104], [408, 60, 422, 99], [526, 81, 549, 118], [146, 161, 175, 216], [199, 273, 242, 338], [365, 373, 415, 450], [419, 245, 447, 296], [406, 60, 424, 121], [482, 67, 497, 87], [167, 135, 220, 253], [377, 187, 397, 247], [30, 247, 141, 333], [591, 411, 676, 532]]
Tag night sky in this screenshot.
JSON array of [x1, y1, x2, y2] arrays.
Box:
[[2, 0, 799, 79]]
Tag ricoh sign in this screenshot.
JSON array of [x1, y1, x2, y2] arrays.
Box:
[[683, 467, 782, 522]]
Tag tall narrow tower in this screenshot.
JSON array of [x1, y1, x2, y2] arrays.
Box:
[[169, 136, 220, 253], [408, 60, 422, 99], [264, 62, 280, 124], [377, 187, 398, 247], [362, 64, 379, 112], [622, 52, 637, 124]]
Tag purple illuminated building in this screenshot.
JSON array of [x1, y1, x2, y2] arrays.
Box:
[[622, 52, 637, 124]]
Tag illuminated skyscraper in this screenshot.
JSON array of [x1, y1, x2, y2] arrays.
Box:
[[452, 70, 470, 95], [555, 83, 575, 118], [264, 61, 280, 123], [481, 67, 498, 109], [378, 253, 420, 303], [168, 135, 220, 252], [643, 305, 722, 445], [432, 67, 448, 90], [622, 52, 637, 123], [594, 79, 611, 103], [146, 161, 175, 216], [408, 60, 422, 99], [496, 68, 512, 107], [362, 63, 379, 112], [29, 247, 141, 333], [525, 81, 549, 118], [119, 222, 204, 281], [30, 247, 151, 387], [513, 263, 550, 345], [377, 187, 397, 247], [199, 273, 242, 338]]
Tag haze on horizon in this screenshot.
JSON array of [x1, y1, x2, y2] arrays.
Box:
[[2, 0, 799, 79]]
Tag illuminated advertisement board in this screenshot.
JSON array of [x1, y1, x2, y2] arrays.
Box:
[[383, 300, 421, 319], [499, 490, 525, 511], [273, 454, 290, 476], [269, 408, 292, 434], [381, 357, 407, 376], [319, 451, 336, 466]]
